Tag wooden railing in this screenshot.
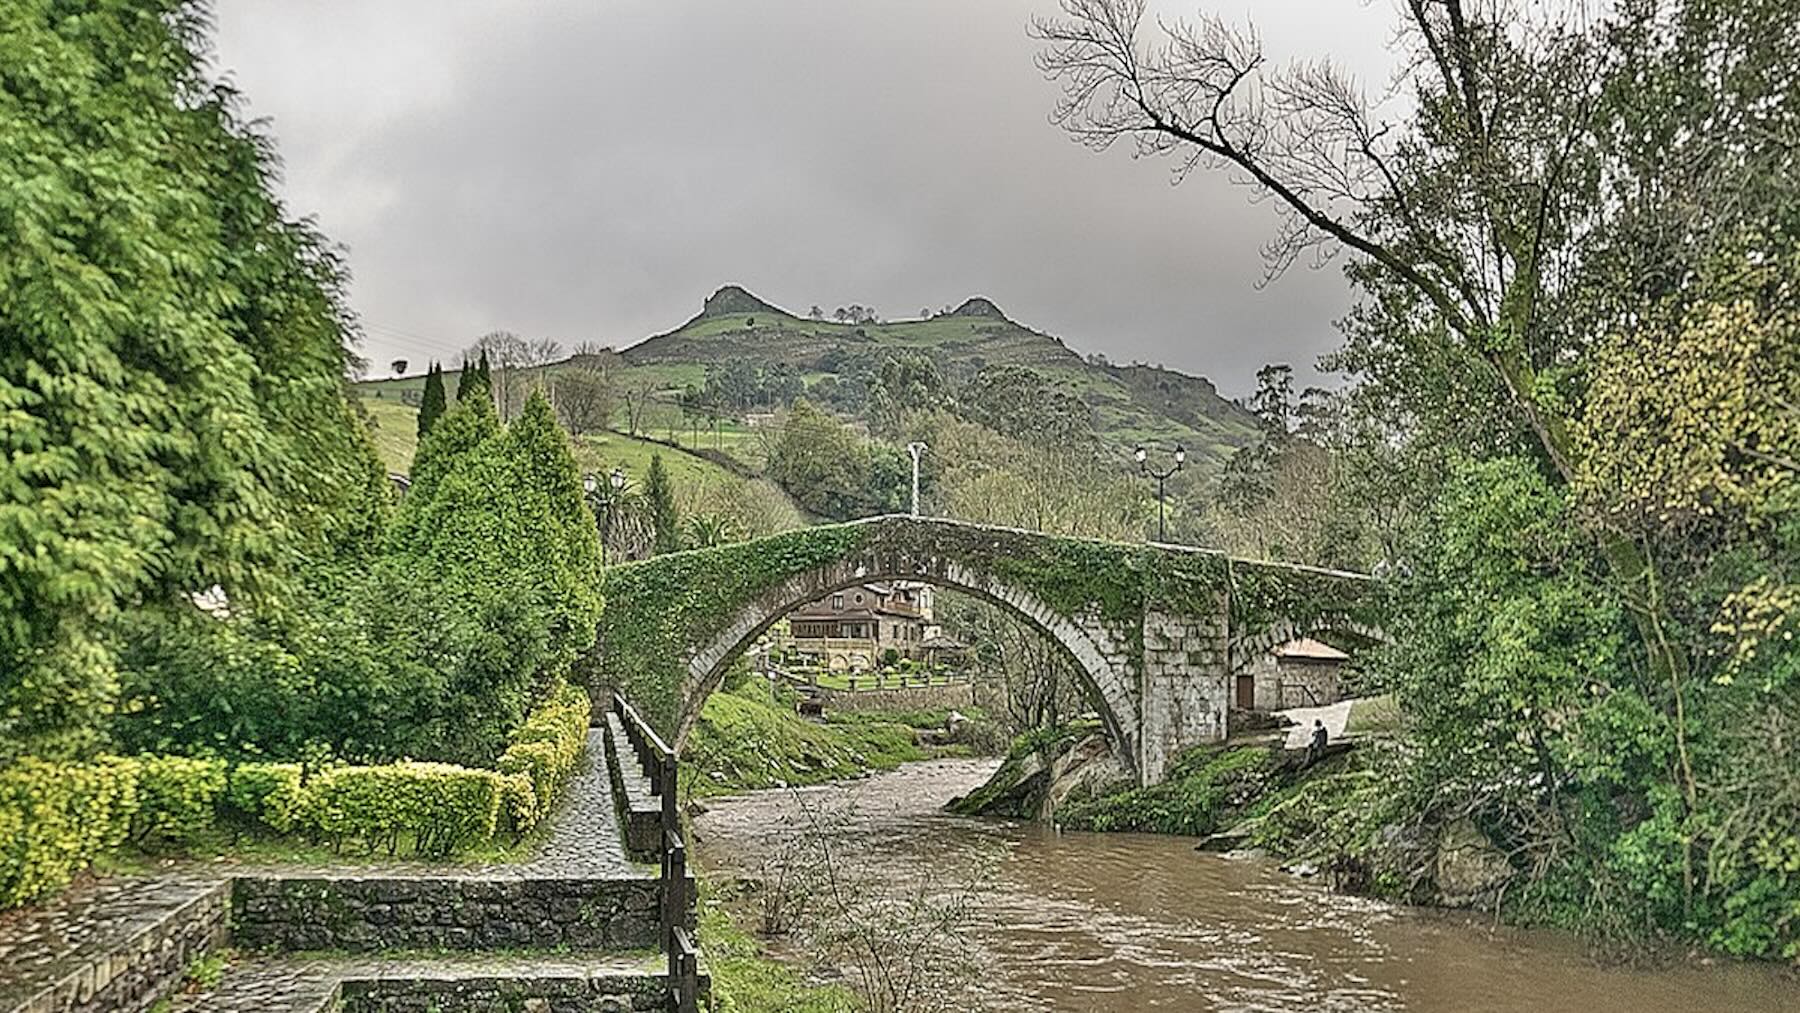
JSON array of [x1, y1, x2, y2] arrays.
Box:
[[612, 692, 700, 1013]]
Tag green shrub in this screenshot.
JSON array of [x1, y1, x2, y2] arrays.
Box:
[[497, 684, 590, 825], [301, 762, 502, 857], [0, 757, 138, 907], [132, 756, 228, 847], [497, 772, 538, 837], [224, 763, 306, 834]]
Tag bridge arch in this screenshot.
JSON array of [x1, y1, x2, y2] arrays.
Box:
[[675, 550, 1141, 773], [590, 516, 1381, 785]]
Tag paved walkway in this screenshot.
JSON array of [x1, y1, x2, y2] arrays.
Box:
[[1279, 699, 1354, 750], [514, 728, 641, 878]]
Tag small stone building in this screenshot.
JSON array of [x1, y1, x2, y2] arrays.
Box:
[[1235, 638, 1350, 711]]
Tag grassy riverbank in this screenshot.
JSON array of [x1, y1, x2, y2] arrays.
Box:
[[680, 679, 994, 799], [698, 888, 858, 1013]]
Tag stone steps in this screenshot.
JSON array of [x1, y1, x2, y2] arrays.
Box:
[[601, 713, 663, 861], [0, 874, 228, 1013], [165, 952, 672, 1012]]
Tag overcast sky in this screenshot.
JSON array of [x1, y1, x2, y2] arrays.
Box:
[[211, 1, 1401, 396]]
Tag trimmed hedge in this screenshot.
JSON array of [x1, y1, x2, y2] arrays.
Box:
[[301, 761, 502, 857], [496, 684, 591, 831], [0, 756, 138, 908], [224, 762, 306, 833], [0, 688, 594, 909], [132, 755, 228, 847]]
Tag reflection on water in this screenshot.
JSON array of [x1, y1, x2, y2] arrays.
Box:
[[693, 759, 1799, 1013]]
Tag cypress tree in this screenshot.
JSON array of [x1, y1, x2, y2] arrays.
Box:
[[458, 351, 494, 407], [645, 454, 681, 556], [417, 363, 447, 441]]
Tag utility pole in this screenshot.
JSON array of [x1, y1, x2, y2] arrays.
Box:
[[906, 442, 928, 517]]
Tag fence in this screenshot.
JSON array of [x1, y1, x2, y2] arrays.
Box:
[[611, 693, 700, 1013]]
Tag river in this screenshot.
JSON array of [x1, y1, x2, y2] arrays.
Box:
[[692, 758, 1797, 1012]]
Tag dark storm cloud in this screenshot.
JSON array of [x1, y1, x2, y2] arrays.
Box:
[[211, 0, 1398, 394]]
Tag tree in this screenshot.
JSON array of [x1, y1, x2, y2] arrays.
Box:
[[416, 363, 449, 442], [810, 305, 824, 320], [1031, 0, 1800, 953], [457, 350, 493, 406], [390, 359, 408, 377], [1247, 364, 1294, 438], [618, 375, 658, 436], [463, 332, 563, 421], [551, 364, 615, 436], [1031, 0, 1691, 686], [645, 454, 681, 555], [833, 307, 851, 323], [0, 0, 387, 760], [389, 389, 602, 760], [958, 365, 1090, 444]]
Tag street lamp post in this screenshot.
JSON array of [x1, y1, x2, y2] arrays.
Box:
[[584, 466, 628, 565], [905, 442, 928, 517], [1135, 444, 1185, 542]]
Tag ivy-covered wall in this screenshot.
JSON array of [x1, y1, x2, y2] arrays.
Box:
[[584, 516, 1379, 782]]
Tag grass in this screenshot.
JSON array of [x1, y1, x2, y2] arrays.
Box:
[[1345, 693, 1402, 737], [1059, 744, 1275, 837], [679, 682, 927, 799], [698, 887, 858, 1013], [360, 397, 421, 474]]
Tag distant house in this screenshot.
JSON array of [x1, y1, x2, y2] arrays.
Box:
[[782, 582, 936, 671], [1235, 638, 1350, 711]]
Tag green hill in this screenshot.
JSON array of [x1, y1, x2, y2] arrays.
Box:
[[353, 285, 1260, 471], [624, 286, 1259, 468]]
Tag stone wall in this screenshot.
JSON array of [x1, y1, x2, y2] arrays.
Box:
[[230, 876, 662, 953], [815, 681, 975, 714], [341, 975, 664, 1012], [4, 876, 229, 1013]]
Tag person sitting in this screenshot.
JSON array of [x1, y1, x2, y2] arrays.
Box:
[[1305, 718, 1329, 766]]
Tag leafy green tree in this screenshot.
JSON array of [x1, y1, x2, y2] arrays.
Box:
[[0, 0, 386, 760], [397, 392, 500, 535], [645, 454, 681, 555], [957, 365, 1090, 444], [416, 363, 448, 441]]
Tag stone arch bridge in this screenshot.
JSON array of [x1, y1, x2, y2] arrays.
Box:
[[589, 516, 1382, 786]]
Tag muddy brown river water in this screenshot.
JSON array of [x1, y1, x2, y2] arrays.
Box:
[[692, 758, 1798, 1012]]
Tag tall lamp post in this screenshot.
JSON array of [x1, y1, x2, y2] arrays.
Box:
[[1135, 444, 1185, 542], [905, 441, 928, 517], [583, 466, 628, 564]]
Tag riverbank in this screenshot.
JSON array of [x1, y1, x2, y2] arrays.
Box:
[[692, 757, 1799, 1012], [952, 721, 1520, 911], [679, 679, 1000, 800]]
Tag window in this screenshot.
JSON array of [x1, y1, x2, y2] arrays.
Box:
[[832, 594, 844, 610]]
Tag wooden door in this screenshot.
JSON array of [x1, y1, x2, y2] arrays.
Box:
[[1235, 675, 1255, 710]]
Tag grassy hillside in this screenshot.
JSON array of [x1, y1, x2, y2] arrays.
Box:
[[351, 285, 1261, 476], [355, 394, 808, 533], [626, 287, 1260, 469]]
